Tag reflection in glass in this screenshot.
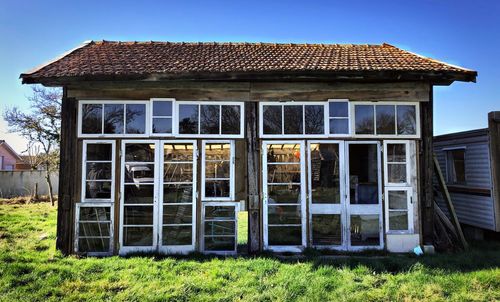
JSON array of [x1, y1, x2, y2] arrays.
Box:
[[349, 144, 379, 204], [81, 104, 102, 134], [124, 206, 154, 225], [376, 105, 395, 134], [310, 144, 340, 204], [205, 206, 235, 219], [79, 222, 110, 237], [388, 190, 408, 209], [355, 105, 374, 135], [204, 221, 235, 236], [200, 105, 220, 134], [389, 211, 408, 231], [387, 144, 406, 162], [163, 226, 191, 245], [85, 181, 112, 199], [164, 163, 193, 182], [312, 214, 341, 245], [125, 144, 155, 162], [204, 237, 235, 251], [163, 205, 192, 224], [268, 205, 301, 224], [205, 180, 230, 198], [267, 164, 300, 183], [80, 207, 111, 221], [329, 119, 349, 134], [221, 105, 241, 134], [152, 118, 172, 134], [164, 144, 194, 161], [205, 144, 230, 160], [126, 104, 146, 134], [153, 101, 172, 116], [86, 163, 112, 180], [124, 184, 154, 204], [284, 105, 303, 134], [329, 102, 348, 117], [305, 105, 324, 134], [163, 184, 193, 203], [124, 164, 155, 183], [178, 104, 199, 134], [266, 144, 301, 163], [78, 238, 110, 253], [268, 185, 301, 204], [263, 105, 282, 135], [103, 104, 124, 134], [86, 144, 112, 161], [123, 227, 153, 246], [388, 164, 407, 183], [350, 215, 380, 246], [397, 105, 416, 135], [205, 161, 230, 179], [268, 226, 301, 245]]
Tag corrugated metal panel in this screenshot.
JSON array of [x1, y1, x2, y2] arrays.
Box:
[[434, 132, 495, 230]]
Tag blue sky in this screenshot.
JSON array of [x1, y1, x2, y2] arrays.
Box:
[[1, 0, 498, 152]]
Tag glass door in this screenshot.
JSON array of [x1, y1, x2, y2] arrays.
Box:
[[262, 141, 306, 252], [120, 140, 158, 254], [307, 141, 346, 249], [346, 142, 383, 250], [159, 140, 197, 254]]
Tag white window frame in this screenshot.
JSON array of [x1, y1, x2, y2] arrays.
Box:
[[81, 140, 116, 203], [174, 101, 245, 138], [259, 102, 329, 138], [384, 187, 414, 234], [262, 140, 307, 253], [351, 102, 420, 139], [201, 202, 239, 255], [78, 100, 151, 138], [383, 140, 411, 187], [74, 202, 114, 256], [201, 140, 235, 201], [158, 140, 197, 254], [149, 98, 175, 137], [327, 99, 351, 137]]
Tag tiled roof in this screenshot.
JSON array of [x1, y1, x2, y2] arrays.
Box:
[[21, 41, 477, 84]]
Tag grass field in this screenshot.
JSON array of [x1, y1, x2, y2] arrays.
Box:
[[0, 202, 499, 301]]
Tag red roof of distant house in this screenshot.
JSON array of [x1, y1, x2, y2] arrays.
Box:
[[20, 41, 477, 85]]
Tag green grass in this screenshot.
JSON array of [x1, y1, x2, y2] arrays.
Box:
[[0, 203, 499, 301]]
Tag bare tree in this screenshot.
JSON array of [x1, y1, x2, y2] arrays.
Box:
[[3, 86, 61, 205]]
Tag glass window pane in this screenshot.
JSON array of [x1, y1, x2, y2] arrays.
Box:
[[163, 184, 193, 203], [267, 163, 301, 184], [79, 222, 111, 237], [124, 184, 154, 204], [305, 105, 324, 134], [349, 144, 379, 204], [388, 190, 408, 210], [81, 104, 103, 134], [125, 144, 155, 162], [126, 104, 146, 134], [205, 206, 235, 220], [355, 105, 374, 135], [164, 144, 194, 161], [268, 185, 301, 204], [85, 181, 112, 199], [153, 101, 172, 116], [204, 221, 235, 236], [268, 205, 301, 225], [164, 163, 193, 182], [124, 164, 155, 184], [200, 105, 220, 134], [376, 105, 395, 135], [268, 226, 301, 246], [178, 104, 199, 134], [86, 163, 112, 180], [79, 207, 111, 221], [312, 214, 341, 245], [389, 211, 409, 231], [263, 105, 282, 135], [163, 226, 191, 245], [86, 143, 112, 161], [152, 118, 172, 134], [123, 227, 153, 246], [78, 238, 109, 253], [205, 180, 230, 198], [205, 161, 230, 179], [205, 144, 230, 160], [103, 104, 124, 134], [163, 205, 192, 224], [310, 144, 340, 204], [221, 105, 241, 135], [124, 206, 154, 225], [350, 215, 380, 246], [397, 105, 416, 135], [387, 144, 406, 162], [204, 237, 235, 251], [266, 144, 301, 163], [447, 149, 466, 184], [329, 102, 348, 118], [284, 105, 303, 134], [329, 119, 349, 135], [388, 164, 407, 183]]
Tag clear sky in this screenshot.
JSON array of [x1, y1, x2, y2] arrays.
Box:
[[1, 0, 498, 152]]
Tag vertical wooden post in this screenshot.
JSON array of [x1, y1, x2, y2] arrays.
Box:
[[56, 89, 78, 255], [246, 102, 261, 253], [420, 85, 434, 245], [488, 111, 500, 232]]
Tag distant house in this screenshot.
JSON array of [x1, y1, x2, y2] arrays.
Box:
[[434, 112, 500, 234], [0, 140, 23, 171]]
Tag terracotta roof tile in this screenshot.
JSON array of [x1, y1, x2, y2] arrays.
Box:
[[21, 41, 476, 83]]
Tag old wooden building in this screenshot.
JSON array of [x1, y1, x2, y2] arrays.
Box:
[[21, 41, 477, 255]]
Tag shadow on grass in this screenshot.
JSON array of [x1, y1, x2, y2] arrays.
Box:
[[115, 240, 500, 274]]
